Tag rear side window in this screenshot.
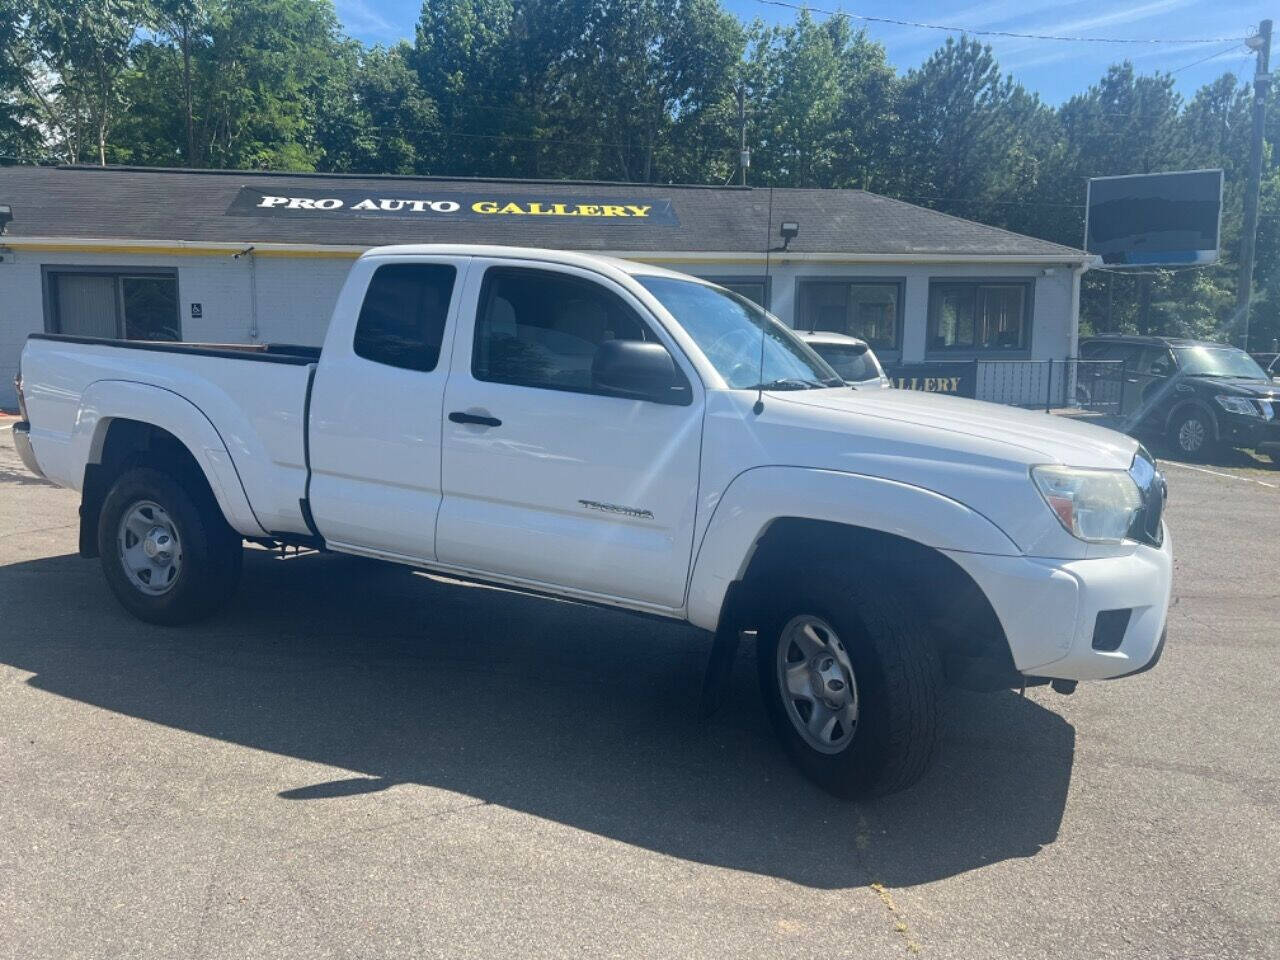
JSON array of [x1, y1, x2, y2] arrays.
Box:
[[472, 267, 649, 393], [353, 263, 457, 372], [812, 343, 879, 382]]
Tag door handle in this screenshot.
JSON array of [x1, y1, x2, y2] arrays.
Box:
[[449, 411, 502, 428]]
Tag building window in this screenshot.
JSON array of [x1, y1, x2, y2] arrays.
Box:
[[795, 280, 903, 351], [353, 263, 457, 372], [699, 276, 770, 308], [46, 269, 180, 341], [927, 280, 1032, 352]]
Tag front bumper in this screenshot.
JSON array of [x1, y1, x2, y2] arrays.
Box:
[[1221, 412, 1280, 451], [11, 421, 45, 479], [944, 527, 1173, 682]]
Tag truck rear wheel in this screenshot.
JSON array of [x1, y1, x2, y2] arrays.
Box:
[[98, 466, 243, 625], [756, 572, 941, 798]]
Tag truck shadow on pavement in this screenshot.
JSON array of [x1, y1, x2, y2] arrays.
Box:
[[1, 548, 1075, 889]]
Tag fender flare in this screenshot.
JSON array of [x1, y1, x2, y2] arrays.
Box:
[[72, 380, 267, 536], [684, 465, 1020, 631]]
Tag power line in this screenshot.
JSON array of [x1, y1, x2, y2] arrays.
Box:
[[751, 0, 1250, 45], [1171, 42, 1248, 74]]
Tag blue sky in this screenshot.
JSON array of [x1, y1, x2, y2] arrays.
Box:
[[335, 0, 1266, 105]]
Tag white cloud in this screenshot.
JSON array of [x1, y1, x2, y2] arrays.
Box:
[[1029, 0, 1194, 37]]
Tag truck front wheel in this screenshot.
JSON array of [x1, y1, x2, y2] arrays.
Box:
[[98, 466, 243, 625], [756, 572, 941, 798], [1169, 408, 1216, 460]]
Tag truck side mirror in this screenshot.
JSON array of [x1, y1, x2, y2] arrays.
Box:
[[591, 339, 690, 405]]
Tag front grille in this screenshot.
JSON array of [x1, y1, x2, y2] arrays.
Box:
[[1127, 446, 1165, 547]]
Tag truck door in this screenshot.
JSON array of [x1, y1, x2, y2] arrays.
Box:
[[436, 260, 705, 611], [307, 255, 468, 561]]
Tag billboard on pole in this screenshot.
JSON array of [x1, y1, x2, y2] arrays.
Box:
[[1084, 169, 1223, 266]]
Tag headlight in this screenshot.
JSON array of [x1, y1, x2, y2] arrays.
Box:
[[1215, 395, 1260, 417], [1031, 465, 1142, 543]]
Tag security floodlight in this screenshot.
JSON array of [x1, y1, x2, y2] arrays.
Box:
[[779, 221, 799, 250], [0, 204, 11, 235]]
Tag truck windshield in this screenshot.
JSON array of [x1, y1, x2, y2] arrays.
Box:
[[1174, 345, 1269, 379], [637, 276, 841, 389]]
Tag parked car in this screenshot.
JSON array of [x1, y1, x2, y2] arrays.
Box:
[[1079, 335, 1280, 460], [14, 246, 1171, 798], [795, 331, 891, 388]]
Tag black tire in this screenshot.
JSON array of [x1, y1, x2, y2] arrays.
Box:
[[1168, 408, 1216, 460], [756, 571, 941, 799], [98, 466, 243, 625]]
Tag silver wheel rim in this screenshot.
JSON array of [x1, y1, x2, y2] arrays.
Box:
[[775, 614, 859, 754], [1178, 417, 1206, 452], [117, 500, 183, 596]]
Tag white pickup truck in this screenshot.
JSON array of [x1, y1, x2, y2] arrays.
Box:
[[13, 244, 1171, 797]]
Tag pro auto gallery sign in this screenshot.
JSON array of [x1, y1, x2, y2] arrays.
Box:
[[884, 362, 977, 398], [226, 187, 679, 225]]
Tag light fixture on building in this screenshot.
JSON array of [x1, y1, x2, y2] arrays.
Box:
[[779, 221, 799, 250], [0, 205, 12, 236]]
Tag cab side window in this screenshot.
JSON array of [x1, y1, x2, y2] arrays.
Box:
[[1092, 342, 1142, 367], [353, 263, 457, 372], [1140, 347, 1174, 377], [473, 267, 649, 393]]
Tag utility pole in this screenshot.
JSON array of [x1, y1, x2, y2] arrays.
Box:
[[737, 86, 749, 187], [1237, 18, 1272, 351]]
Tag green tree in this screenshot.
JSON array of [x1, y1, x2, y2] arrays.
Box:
[[547, 0, 743, 182], [25, 0, 149, 164], [892, 36, 1056, 226], [742, 12, 894, 189], [413, 0, 531, 176], [151, 0, 209, 166], [0, 0, 43, 162], [314, 41, 439, 174]]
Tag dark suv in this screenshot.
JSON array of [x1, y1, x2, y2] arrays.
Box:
[[1079, 335, 1280, 460]]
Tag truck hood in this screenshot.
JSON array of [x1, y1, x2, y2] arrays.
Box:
[[771, 386, 1139, 470]]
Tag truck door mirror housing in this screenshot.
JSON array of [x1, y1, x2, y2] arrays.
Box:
[[591, 339, 690, 405]]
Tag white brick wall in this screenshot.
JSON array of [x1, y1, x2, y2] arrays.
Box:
[[0, 246, 1078, 409]]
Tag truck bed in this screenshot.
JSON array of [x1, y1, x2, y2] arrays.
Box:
[[29, 333, 322, 365], [20, 334, 318, 538]]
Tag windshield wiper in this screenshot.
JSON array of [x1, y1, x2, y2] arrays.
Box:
[[756, 377, 824, 391]]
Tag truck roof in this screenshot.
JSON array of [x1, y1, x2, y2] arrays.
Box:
[[796, 331, 871, 348], [361, 243, 697, 282], [1081, 334, 1241, 350]]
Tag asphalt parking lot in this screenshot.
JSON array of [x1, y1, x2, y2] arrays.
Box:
[[1, 419, 1277, 960]]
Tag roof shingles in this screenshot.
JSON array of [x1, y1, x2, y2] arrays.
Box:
[[0, 165, 1085, 260]]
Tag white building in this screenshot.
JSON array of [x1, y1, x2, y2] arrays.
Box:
[[0, 165, 1089, 409]]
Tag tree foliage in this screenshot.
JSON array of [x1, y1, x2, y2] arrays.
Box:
[[1, 0, 1278, 347]]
